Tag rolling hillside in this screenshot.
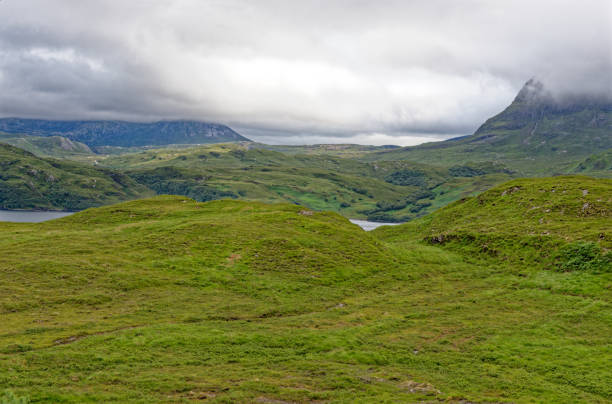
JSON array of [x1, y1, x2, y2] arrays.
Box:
[[376, 176, 612, 270], [0, 138, 517, 217], [0, 144, 152, 210], [0, 132, 93, 158], [1, 181, 611, 402], [573, 150, 612, 177], [99, 142, 516, 221]]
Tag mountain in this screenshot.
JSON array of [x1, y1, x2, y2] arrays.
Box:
[[0, 118, 250, 148], [0, 143, 153, 210], [366, 79, 612, 174], [0, 132, 93, 158]]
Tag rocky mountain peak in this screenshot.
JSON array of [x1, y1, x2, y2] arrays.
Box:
[[513, 78, 552, 105]]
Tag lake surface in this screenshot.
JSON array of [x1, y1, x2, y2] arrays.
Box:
[[0, 210, 75, 223], [349, 219, 401, 231], [0, 210, 400, 228]]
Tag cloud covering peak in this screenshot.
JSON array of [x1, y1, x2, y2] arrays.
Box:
[[0, 0, 610, 145]]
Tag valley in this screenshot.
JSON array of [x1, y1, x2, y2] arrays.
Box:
[[2, 1, 611, 402], [0, 80, 610, 403]]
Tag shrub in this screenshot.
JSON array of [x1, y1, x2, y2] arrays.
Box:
[[557, 241, 610, 272], [385, 170, 426, 186], [376, 199, 407, 211]]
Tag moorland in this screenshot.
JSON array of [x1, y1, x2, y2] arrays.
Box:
[[0, 79, 610, 403]]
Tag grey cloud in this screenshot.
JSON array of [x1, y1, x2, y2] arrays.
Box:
[[0, 0, 610, 145]]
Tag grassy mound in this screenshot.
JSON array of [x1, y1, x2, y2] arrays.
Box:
[[2, 195, 611, 402], [377, 176, 611, 271]]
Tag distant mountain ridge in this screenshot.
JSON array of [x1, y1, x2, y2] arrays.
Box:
[[366, 79, 612, 174], [0, 118, 250, 148]]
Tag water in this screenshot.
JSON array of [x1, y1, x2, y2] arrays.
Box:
[[349, 219, 401, 231], [0, 210, 75, 223], [0, 210, 398, 228]]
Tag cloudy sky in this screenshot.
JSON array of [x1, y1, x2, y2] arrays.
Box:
[[0, 0, 610, 145]]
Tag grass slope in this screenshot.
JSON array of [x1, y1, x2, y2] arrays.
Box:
[[376, 175, 611, 275], [251, 143, 400, 158], [1, 184, 611, 402], [0, 144, 152, 210], [97, 143, 516, 221], [573, 150, 612, 178], [0, 132, 93, 158]]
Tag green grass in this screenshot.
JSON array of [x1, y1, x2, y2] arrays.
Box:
[[1, 176, 611, 402], [573, 150, 612, 177], [376, 176, 611, 271], [92, 142, 517, 221], [378, 176, 611, 246], [0, 132, 93, 159], [0, 144, 153, 210], [250, 143, 400, 158]]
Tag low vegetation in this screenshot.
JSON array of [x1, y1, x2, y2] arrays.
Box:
[[1, 176, 610, 402], [92, 142, 516, 221], [0, 132, 93, 158], [0, 144, 153, 210]]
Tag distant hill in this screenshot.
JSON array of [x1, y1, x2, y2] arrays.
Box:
[[0, 132, 93, 158], [251, 143, 401, 158], [0, 143, 152, 210], [0, 118, 249, 148], [96, 142, 516, 221], [367, 79, 612, 174], [573, 150, 612, 176]]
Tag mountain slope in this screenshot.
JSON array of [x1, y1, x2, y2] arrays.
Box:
[[573, 149, 612, 176], [0, 144, 152, 210], [367, 79, 612, 174], [0, 132, 93, 158], [0, 118, 249, 148]]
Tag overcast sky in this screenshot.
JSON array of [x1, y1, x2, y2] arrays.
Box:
[[1, 0, 610, 145]]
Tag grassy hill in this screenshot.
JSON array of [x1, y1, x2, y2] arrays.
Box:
[[0, 138, 517, 218], [1, 186, 611, 402], [376, 176, 611, 270], [0, 132, 93, 158], [366, 80, 612, 175], [98, 142, 516, 221], [251, 143, 400, 158], [573, 150, 612, 177], [0, 144, 152, 210]]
